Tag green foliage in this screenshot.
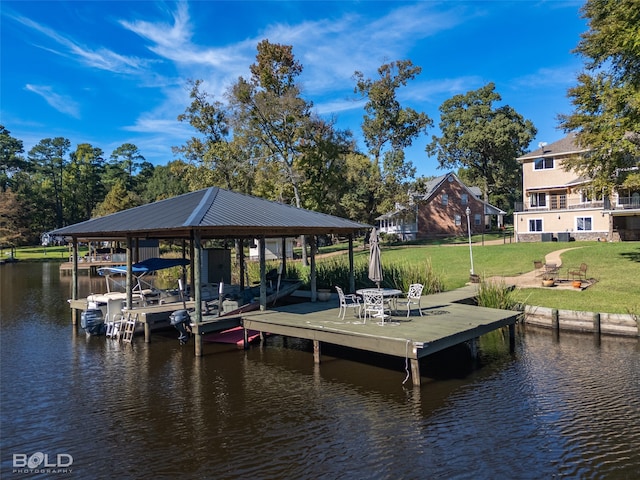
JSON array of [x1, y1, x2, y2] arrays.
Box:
[[92, 179, 142, 217], [0, 188, 31, 247], [427, 82, 536, 205], [354, 60, 432, 220], [64, 143, 106, 223], [558, 0, 640, 191], [476, 279, 521, 312], [109, 143, 146, 192], [244, 255, 445, 295], [0, 126, 26, 191]]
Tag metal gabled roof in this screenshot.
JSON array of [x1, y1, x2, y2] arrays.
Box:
[[52, 187, 369, 239]]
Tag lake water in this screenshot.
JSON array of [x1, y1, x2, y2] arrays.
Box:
[[1, 262, 639, 479]]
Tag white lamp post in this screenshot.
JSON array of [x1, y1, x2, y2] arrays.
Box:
[[465, 206, 475, 276]]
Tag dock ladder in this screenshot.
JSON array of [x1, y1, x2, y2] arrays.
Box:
[[121, 312, 139, 344], [105, 314, 124, 339]]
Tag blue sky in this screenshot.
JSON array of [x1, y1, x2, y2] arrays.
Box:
[[1, 1, 587, 178]]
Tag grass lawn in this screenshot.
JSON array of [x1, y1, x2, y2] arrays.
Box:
[[351, 241, 640, 315], [2, 245, 81, 261]]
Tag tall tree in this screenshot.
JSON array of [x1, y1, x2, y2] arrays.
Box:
[[229, 40, 312, 208], [93, 179, 141, 217], [109, 143, 145, 191], [558, 0, 640, 192], [0, 188, 32, 247], [426, 82, 536, 207], [64, 143, 105, 223], [229, 40, 316, 264], [28, 137, 71, 229], [297, 117, 355, 216], [141, 161, 190, 203], [0, 126, 26, 191], [354, 60, 432, 218], [175, 79, 255, 193]]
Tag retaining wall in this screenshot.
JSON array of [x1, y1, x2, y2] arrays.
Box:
[[523, 305, 639, 337]]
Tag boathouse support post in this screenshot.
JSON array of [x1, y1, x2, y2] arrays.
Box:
[[188, 239, 194, 297], [239, 242, 246, 291], [125, 237, 133, 310], [71, 239, 79, 326], [313, 340, 321, 364], [281, 237, 287, 278], [194, 231, 203, 356], [348, 235, 355, 293], [310, 236, 317, 302], [259, 237, 266, 310]]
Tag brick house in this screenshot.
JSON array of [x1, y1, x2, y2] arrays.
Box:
[[376, 172, 505, 240], [514, 133, 640, 242]]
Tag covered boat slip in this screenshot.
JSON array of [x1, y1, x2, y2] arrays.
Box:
[[236, 289, 519, 386]]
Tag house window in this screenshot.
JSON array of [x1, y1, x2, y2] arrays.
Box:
[[461, 193, 468, 205], [474, 214, 481, 226], [441, 194, 448, 206], [454, 214, 461, 226], [550, 194, 567, 209], [534, 157, 554, 170], [576, 217, 592, 231], [529, 219, 543, 232], [581, 189, 603, 203], [530, 192, 546, 207]]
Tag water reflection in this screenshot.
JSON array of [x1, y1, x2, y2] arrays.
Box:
[[1, 263, 639, 479]]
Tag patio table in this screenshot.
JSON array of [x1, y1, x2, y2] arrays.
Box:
[[356, 288, 402, 314]]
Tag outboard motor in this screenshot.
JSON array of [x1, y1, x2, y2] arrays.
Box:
[[170, 309, 191, 344], [81, 309, 105, 336]]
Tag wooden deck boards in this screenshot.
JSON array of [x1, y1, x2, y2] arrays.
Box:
[[241, 295, 519, 360]]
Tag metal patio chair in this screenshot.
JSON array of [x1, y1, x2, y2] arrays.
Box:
[[335, 286, 361, 320], [403, 283, 424, 318]]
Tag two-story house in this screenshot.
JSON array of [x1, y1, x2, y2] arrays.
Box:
[[514, 133, 640, 242], [377, 172, 506, 240]]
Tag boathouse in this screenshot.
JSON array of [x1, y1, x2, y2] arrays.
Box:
[[52, 187, 520, 386]]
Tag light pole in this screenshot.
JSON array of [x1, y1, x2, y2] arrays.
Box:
[[465, 206, 475, 277]]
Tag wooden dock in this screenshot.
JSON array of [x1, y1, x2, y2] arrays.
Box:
[[71, 284, 520, 386], [193, 286, 520, 386], [60, 260, 125, 275]]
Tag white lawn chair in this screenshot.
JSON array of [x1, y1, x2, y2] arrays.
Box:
[[404, 283, 424, 318], [335, 286, 361, 320], [362, 289, 390, 325]]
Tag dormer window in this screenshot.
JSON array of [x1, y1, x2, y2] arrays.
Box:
[[534, 157, 554, 170]]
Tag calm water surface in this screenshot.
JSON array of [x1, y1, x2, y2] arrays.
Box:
[[1, 263, 639, 479]]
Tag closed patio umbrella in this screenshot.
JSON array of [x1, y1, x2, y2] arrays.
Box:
[[368, 227, 383, 288]]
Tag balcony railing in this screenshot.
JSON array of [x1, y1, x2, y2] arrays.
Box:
[[514, 200, 605, 212], [617, 196, 640, 209], [379, 224, 417, 234]]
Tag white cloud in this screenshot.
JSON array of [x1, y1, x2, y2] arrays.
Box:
[[11, 13, 150, 74], [513, 64, 582, 89], [24, 84, 81, 118]]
